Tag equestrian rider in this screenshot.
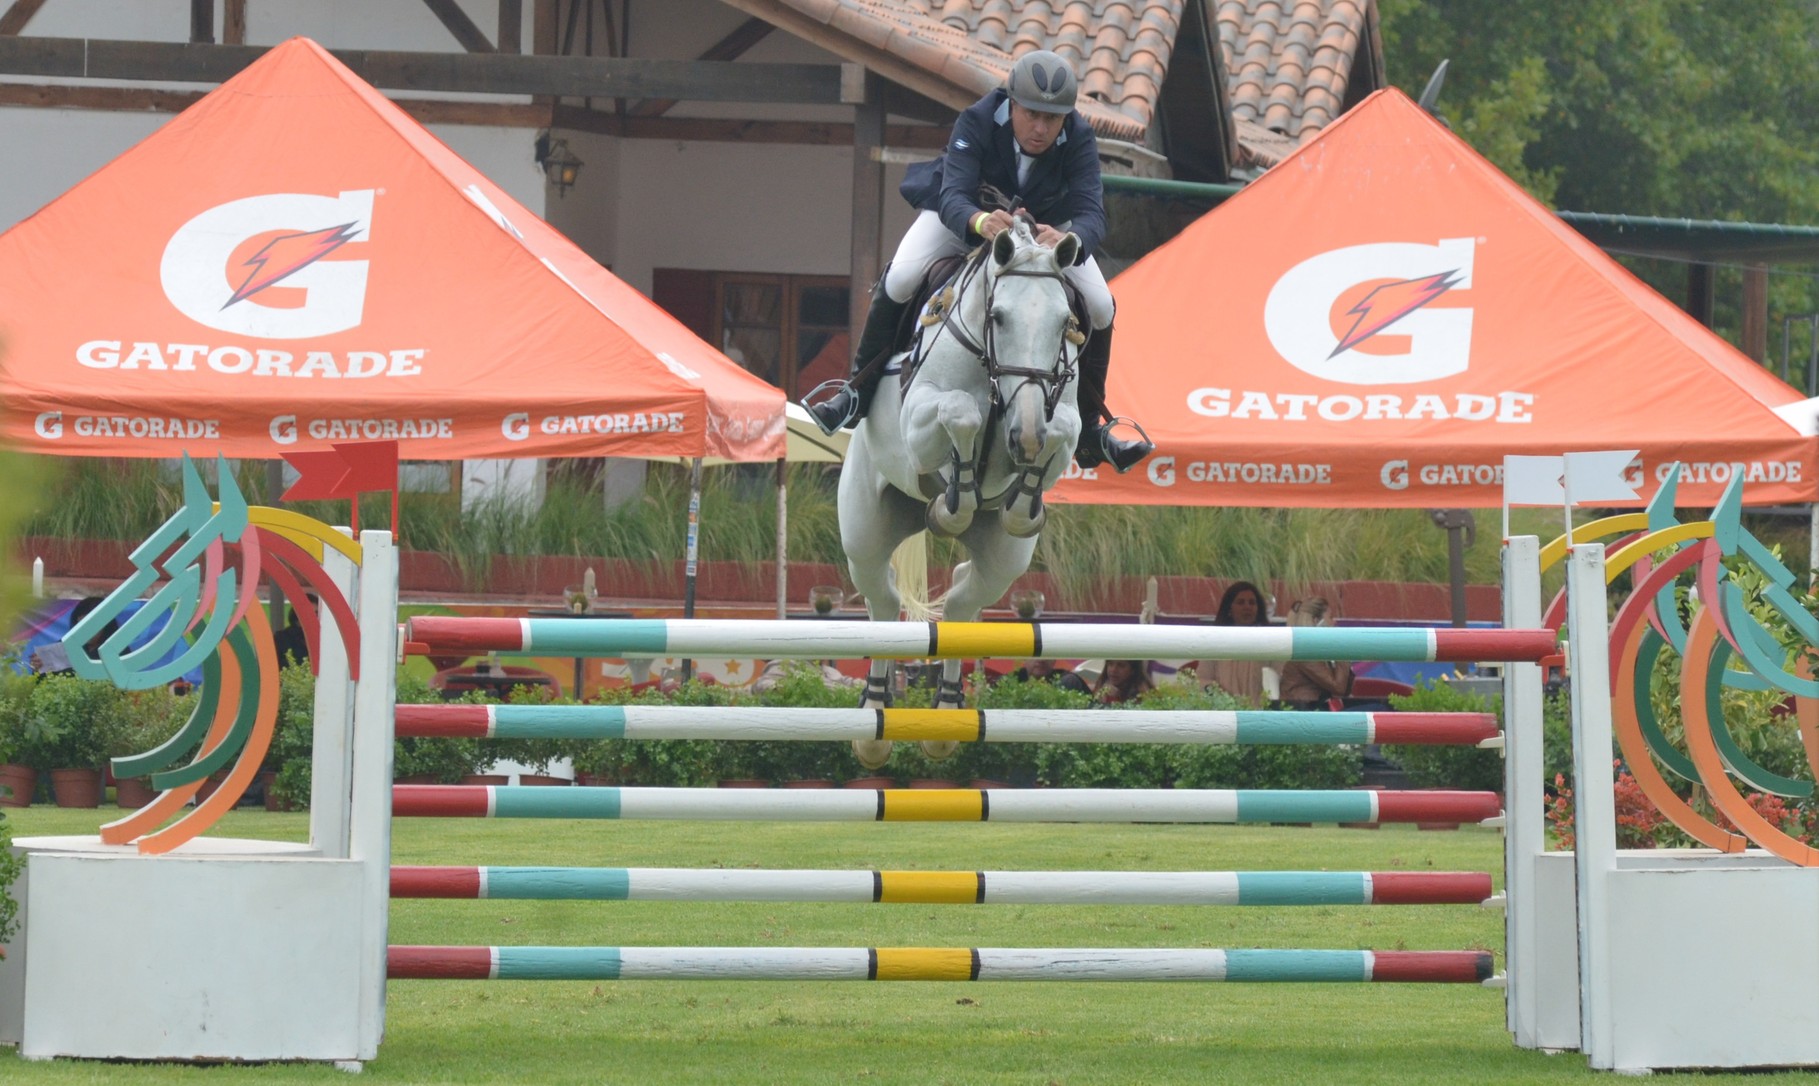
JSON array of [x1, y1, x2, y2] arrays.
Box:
[[802, 50, 1155, 474]]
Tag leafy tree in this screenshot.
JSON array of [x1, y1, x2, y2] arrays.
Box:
[[1379, 0, 1819, 344]]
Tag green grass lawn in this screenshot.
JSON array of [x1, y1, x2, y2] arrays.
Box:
[[0, 807, 1812, 1083]]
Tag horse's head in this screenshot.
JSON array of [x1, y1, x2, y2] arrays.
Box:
[[978, 220, 1081, 467]]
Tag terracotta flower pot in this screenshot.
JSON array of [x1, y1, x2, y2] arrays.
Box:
[[0, 763, 36, 807], [968, 779, 1010, 790], [573, 773, 618, 787], [517, 773, 570, 786], [908, 778, 957, 789], [781, 779, 834, 788], [459, 774, 510, 786], [51, 767, 103, 809], [842, 775, 895, 790], [115, 775, 156, 809], [717, 779, 770, 788], [194, 773, 229, 804], [394, 773, 439, 785]]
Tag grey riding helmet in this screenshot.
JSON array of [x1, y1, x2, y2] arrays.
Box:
[[1005, 50, 1078, 114]]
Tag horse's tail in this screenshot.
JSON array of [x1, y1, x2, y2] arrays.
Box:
[[890, 531, 945, 621]]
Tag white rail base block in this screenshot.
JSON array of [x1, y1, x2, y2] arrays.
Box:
[[1526, 849, 1819, 1071], [0, 837, 372, 1062]]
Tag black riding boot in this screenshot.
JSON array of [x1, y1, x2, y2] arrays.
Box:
[[1072, 324, 1155, 473], [803, 285, 911, 436]]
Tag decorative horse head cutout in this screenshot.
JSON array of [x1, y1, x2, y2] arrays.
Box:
[[69, 454, 365, 854]]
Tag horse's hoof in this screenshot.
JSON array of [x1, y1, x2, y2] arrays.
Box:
[[1005, 507, 1046, 538], [919, 740, 960, 763], [926, 499, 973, 538], [852, 739, 894, 770]]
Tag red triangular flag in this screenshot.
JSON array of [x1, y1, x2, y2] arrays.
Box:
[[282, 440, 398, 501]]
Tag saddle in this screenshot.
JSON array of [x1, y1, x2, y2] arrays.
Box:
[[889, 249, 1088, 394]]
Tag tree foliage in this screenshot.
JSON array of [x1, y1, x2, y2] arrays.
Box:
[[1379, 0, 1819, 344]]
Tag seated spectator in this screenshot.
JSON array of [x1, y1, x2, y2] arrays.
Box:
[[1193, 580, 1272, 705], [750, 657, 860, 693], [31, 596, 117, 675], [273, 595, 315, 667], [1093, 659, 1154, 705], [1276, 596, 1355, 710], [1010, 658, 1089, 694]]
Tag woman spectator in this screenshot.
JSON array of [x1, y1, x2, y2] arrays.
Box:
[[1276, 596, 1355, 710], [1092, 659, 1154, 705], [1194, 581, 1272, 704]]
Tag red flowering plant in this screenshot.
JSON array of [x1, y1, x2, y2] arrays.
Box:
[[1545, 760, 1680, 850], [1710, 790, 1817, 845]]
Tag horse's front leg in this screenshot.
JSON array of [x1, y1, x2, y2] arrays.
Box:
[[903, 388, 984, 537], [1002, 402, 1081, 538]]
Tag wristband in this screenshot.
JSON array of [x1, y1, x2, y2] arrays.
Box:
[[971, 211, 991, 236]]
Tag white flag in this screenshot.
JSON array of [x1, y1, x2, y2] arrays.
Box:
[[1502, 455, 1565, 506], [1562, 450, 1640, 504]]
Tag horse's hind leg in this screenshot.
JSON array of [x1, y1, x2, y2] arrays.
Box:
[[839, 477, 924, 769]]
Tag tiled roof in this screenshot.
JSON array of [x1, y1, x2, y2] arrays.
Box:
[[730, 1, 1380, 169], [1213, 0, 1373, 142]]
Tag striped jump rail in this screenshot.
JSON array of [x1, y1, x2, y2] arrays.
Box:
[[405, 616, 1557, 663], [392, 785, 1503, 825], [388, 945, 1496, 984], [391, 865, 1495, 905], [395, 704, 1502, 746]]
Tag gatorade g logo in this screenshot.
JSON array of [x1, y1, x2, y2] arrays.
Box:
[[1263, 238, 1475, 385], [160, 190, 374, 339]]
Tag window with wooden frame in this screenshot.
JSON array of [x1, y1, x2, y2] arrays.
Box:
[[652, 269, 851, 402]]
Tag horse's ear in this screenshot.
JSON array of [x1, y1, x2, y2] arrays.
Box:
[[1053, 232, 1081, 269], [992, 228, 1017, 266]]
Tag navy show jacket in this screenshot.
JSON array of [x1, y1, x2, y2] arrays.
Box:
[[899, 88, 1106, 261]]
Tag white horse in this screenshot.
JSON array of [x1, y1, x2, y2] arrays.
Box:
[[838, 220, 1084, 767]]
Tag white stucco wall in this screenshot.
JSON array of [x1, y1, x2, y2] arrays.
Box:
[[0, 1, 544, 232]]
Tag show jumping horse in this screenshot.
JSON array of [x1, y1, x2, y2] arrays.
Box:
[[838, 220, 1084, 768]]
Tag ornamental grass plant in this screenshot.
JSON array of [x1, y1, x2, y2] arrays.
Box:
[[19, 458, 1566, 593]]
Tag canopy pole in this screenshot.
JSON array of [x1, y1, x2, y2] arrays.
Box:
[[776, 458, 788, 620], [681, 457, 703, 683]]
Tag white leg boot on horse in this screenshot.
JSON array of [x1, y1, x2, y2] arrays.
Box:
[[1071, 325, 1155, 474]]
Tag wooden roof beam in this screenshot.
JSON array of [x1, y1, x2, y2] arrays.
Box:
[[421, 0, 497, 54], [0, 0, 46, 37], [0, 37, 846, 104], [630, 16, 774, 118]]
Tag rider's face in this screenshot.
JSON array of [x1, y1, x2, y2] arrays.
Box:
[[1010, 102, 1065, 156]]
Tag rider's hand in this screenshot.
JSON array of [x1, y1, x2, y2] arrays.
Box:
[[976, 209, 1017, 240], [1033, 224, 1066, 247]]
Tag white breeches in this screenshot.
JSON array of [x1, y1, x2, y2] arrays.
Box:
[[882, 209, 1114, 330]]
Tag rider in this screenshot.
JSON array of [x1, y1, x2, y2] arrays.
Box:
[[802, 50, 1154, 474]]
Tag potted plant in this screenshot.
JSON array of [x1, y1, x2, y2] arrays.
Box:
[[108, 683, 194, 808], [26, 674, 125, 807], [0, 649, 40, 806]]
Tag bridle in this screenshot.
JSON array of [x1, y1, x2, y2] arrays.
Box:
[[928, 241, 1079, 424]]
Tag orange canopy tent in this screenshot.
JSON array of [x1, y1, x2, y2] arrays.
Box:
[[0, 38, 784, 464], [1054, 88, 1817, 509]]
